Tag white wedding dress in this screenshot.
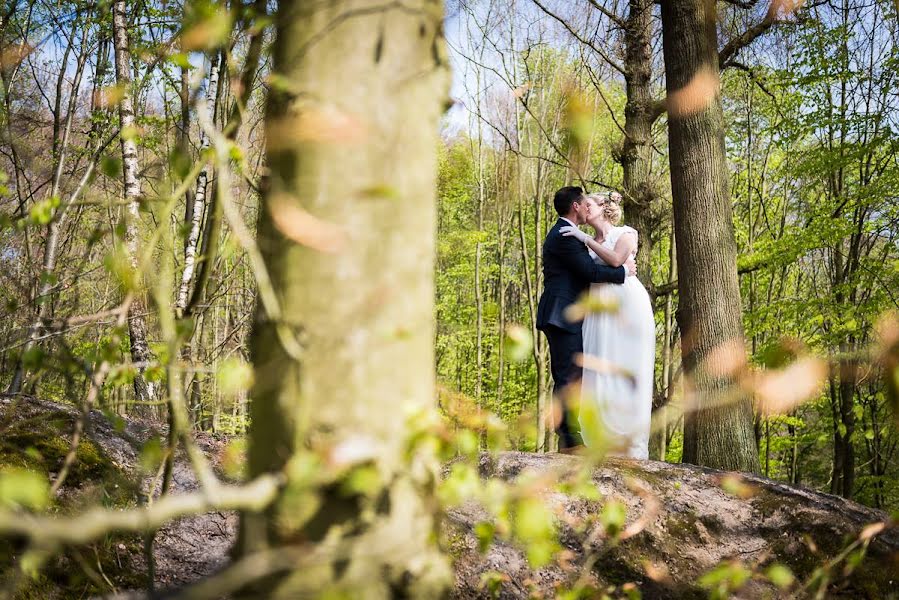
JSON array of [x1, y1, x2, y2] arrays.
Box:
[[579, 226, 655, 459]]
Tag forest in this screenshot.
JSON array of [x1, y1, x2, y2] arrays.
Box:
[[0, 0, 897, 597]]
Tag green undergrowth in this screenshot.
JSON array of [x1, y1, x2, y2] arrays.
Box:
[[0, 404, 146, 598]]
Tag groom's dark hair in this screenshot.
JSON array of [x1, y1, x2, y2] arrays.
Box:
[[553, 186, 585, 217]]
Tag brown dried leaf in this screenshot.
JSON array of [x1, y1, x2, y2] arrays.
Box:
[[621, 478, 660, 540], [704, 339, 748, 379], [767, 0, 806, 20], [268, 193, 346, 253], [643, 559, 672, 583], [95, 85, 128, 109], [512, 81, 532, 98], [875, 311, 899, 350], [576, 353, 636, 387], [666, 66, 719, 118], [753, 357, 828, 415], [0, 44, 32, 71], [719, 473, 757, 499], [859, 522, 886, 542], [266, 105, 366, 150]]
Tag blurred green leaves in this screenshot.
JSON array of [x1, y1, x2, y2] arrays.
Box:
[[0, 467, 49, 510], [181, 1, 234, 51], [216, 357, 254, 398]]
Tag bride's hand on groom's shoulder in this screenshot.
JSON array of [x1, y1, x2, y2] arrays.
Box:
[[560, 225, 590, 244]]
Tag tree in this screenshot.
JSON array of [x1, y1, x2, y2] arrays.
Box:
[[660, 0, 760, 473], [237, 0, 452, 595], [111, 0, 159, 414]]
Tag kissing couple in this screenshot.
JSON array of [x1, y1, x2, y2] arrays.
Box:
[[536, 186, 656, 459]]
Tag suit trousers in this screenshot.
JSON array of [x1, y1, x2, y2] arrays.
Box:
[[543, 325, 584, 449]]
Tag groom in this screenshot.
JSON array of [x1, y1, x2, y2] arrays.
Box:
[[536, 186, 633, 452]]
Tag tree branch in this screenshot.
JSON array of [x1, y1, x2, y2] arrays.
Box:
[[530, 0, 626, 76], [721, 0, 760, 8], [0, 475, 282, 547], [719, 15, 778, 68], [653, 262, 763, 299], [584, 0, 625, 27]]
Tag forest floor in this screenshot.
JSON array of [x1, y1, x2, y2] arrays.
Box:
[[0, 395, 236, 596], [2, 397, 898, 599]]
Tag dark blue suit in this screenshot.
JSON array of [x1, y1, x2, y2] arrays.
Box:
[[537, 218, 626, 448]]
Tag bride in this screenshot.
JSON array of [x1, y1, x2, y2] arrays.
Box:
[[560, 193, 655, 459]]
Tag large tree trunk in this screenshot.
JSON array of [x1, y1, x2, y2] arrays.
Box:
[[238, 1, 451, 595], [621, 0, 659, 289], [660, 0, 759, 473], [111, 0, 158, 415]]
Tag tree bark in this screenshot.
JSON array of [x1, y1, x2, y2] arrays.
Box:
[[176, 55, 220, 314], [620, 0, 659, 289], [112, 0, 159, 415], [660, 0, 760, 473], [238, 1, 451, 595]]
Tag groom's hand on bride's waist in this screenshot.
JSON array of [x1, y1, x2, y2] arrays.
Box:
[[625, 257, 636, 277]]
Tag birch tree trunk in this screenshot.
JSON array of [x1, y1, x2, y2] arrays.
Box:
[[660, 0, 759, 473], [176, 55, 220, 314], [238, 1, 451, 595], [112, 0, 159, 414]]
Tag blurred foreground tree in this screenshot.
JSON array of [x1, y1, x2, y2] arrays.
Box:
[[237, 0, 453, 595]]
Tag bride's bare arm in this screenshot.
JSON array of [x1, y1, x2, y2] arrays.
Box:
[[584, 232, 636, 268]]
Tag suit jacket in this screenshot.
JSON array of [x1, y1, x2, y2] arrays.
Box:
[[536, 218, 626, 334]]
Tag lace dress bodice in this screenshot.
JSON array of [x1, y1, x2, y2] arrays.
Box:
[[588, 226, 638, 266]]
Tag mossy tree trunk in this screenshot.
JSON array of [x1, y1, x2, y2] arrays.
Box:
[[238, 1, 451, 596], [660, 0, 760, 473]]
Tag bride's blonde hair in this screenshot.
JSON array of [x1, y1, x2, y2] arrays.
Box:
[[588, 193, 623, 225]]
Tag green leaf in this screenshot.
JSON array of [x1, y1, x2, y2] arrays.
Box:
[[144, 363, 166, 383], [514, 497, 555, 543], [339, 464, 381, 498], [474, 521, 495, 553], [216, 357, 254, 397], [600, 498, 627, 536], [20, 548, 51, 579], [103, 247, 138, 292], [479, 571, 507, 597], [100, 156, 122, 178], [29, 196, 60, 225], [0, 468, 50, 510], [699, 561, 752, 594], [220, 438, 247, 481], [181, 5, 234, 51], [438, 462, 480, 506], [526, 538, 555, 568], [169, 146, 192, 180], [455, 429, 479, 457], [503, 324, 533, 363], [120, 124, 142, 142], [139, 437, 164, 474], [169, 52, 194, 69], [765, 563, 795, 589]]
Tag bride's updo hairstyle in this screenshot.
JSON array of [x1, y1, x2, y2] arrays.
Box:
[[589, 193, 623, 225]]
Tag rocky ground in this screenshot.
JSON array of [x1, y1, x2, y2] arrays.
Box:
[[447, 453, 899, 598], [2, 397, 898, 599]]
